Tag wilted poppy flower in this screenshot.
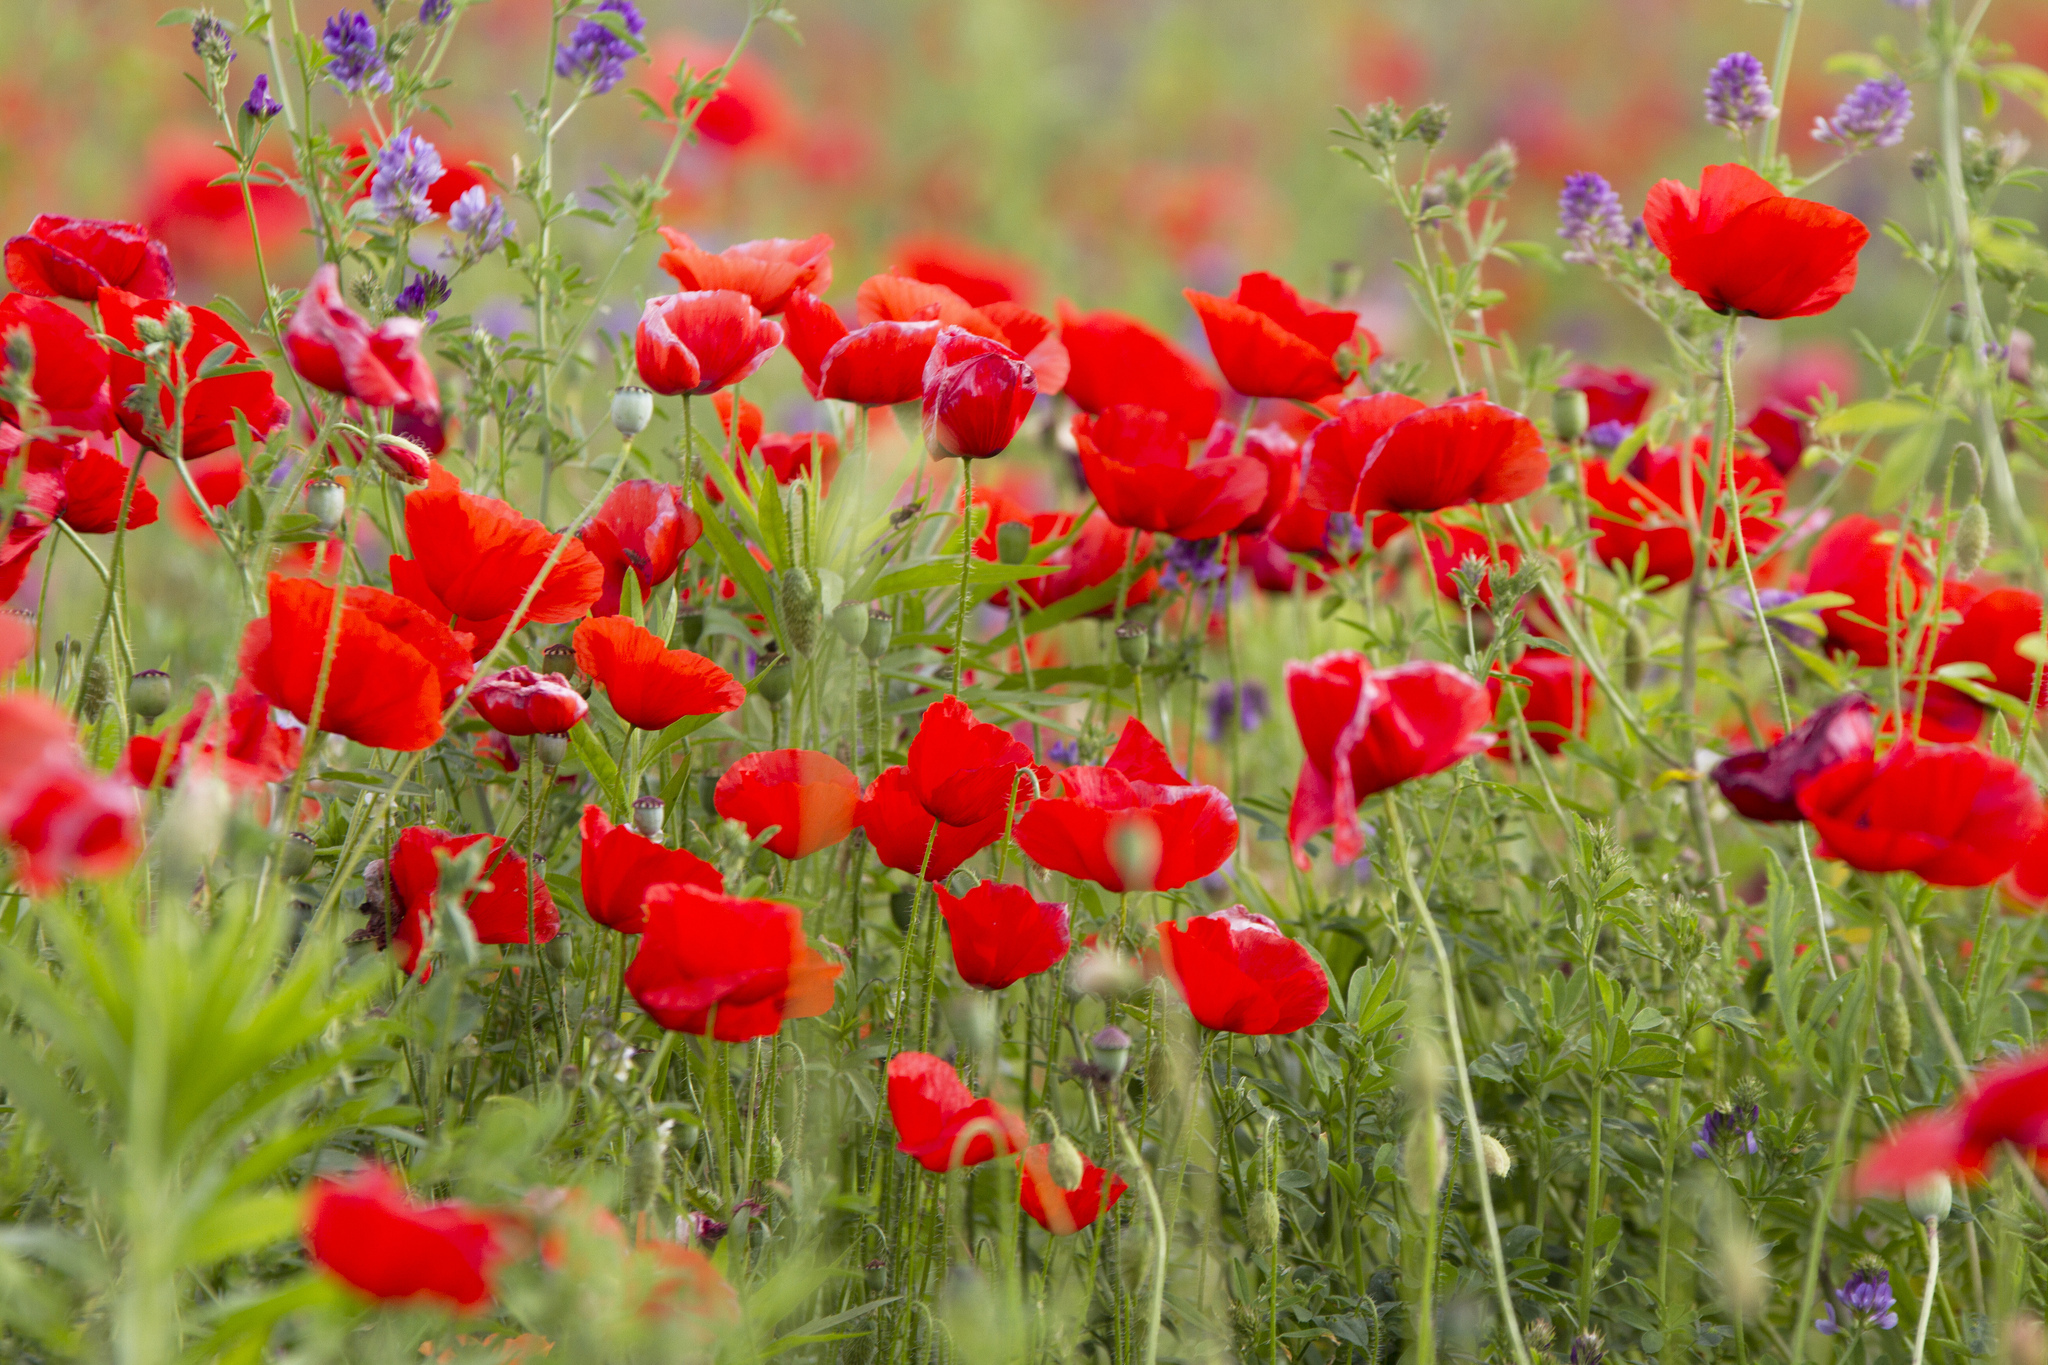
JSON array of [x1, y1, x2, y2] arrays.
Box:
[[1932, 587, 2048, 704], [5, 215, 174, 301], [572, 617, 744, 732], [1644, 164, 1869, 318], [1489, 649, 1594, 756], [10, 435, 157, 534], [858, 765, 1008, 880], [1583, 440, 1785, 588], [386, 825, 558, 974], [1855, 1046, 2048, 1195], [936, 879, 1070, 989], [892, 234, 1035, 307], [908, 694, 1050, 828], [399, 466, 603, 627], [1797, 742, 2044, 886], [922, 326, 1036, 460], [1285, 652, 1493, 868], [635, 289, 784, 397], [579, 480, 701, 617], [1561, 364, 1653, 428], [305, 1166, 506, 1310], [579, 803, 723, 934], [1018, 1143, 1128, 1235], [714, 748, 859, 859], [284, 265, 440, 416], [122, 683, 302, 791], [1304, 393, 1546, 515], [625, 883, 839, 1040], [1075, 405, 1267, 539], [1804, 515, 1933, 667], [99, 287, 290, 457], [238, 575, 472, 751], [471, 666, 588, 737], [0, 294, 111, 435], [1201, 421, 1299, 535], [1057, 302, 1221, 441], [0, 693, 141, 891], [783, 288, 941, 406], [1156, 904, 1329, 1035], [1185, 271, 1372, 401], [1012, 719, 1238, 893], [887, 1050, 1027, 1172], [1711, 693, 1876, 822], [654, 229, 833, 315]]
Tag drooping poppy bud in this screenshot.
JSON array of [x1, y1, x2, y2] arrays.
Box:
[[920, 326, 1036, 460]]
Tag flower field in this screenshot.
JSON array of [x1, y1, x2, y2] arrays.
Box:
[[3, 0, 2048, 1363]]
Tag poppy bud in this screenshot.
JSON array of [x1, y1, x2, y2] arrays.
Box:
[[1404, 1109, 1446, 1213], [1090, 1024, 1132, 1079], [1553, 388, 1590, 444], [921, 326, 1037, 460], [673, 604, 706, 648], [370, 433, 433, 485], [1953, 501, 1991, 577], [78, 656, 111, 724], [996, 520, 1033, 566], [541, 643, 591, 697], [280, 831, 317, 879], [697, 770, 718, 815], [1880, 958, 1912, 1059], [161, 305, 193, 349], [1107, 816, 1162, 892], [1249, 1189, 1281, 1248], [611, 384, 654, 438], [779, 568, 818, 657], [632, 795, 665, 838], [1048, 1133, 1086, 1191], [127, 668, 172, 721], [1480, 1132, 1513, 1178], [862, 609, 894, 660], [628, 1121, 671, 1211], [754, 652, 793, 706], [305, 476, 346, 531], [535, 731, 569, 768], [889, 888, 915, 931], [830, 601, 869, 649], [1905, 1173, 1952, 1224], [1114, 622, 1150, 668]]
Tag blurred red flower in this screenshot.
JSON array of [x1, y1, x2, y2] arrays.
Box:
[[578, 803, 723, 935], [5, 215, 173, 301], [1074, 405, 1267, 539], [1488, 648, 1594, 757], [784, 288, 940, 405], [1057, 303, 1220, 441], [284, 264, 440, 416], [1932, 586, 2048, 704], [714, 747, 860, 859], [655, 229, 833, 315], [572, 616, 745, 732], [1855, 1046, 2048, 1194], [9, 435, 157, 534], [1018, 1143, 1127, 1235], [858, 764, 1008, 880], [387, 825, 558, 974], [1583, 440, 1784, 588], [922, 327, 1036, 460], [644, 36, 788, 151], [891, 234, 1036, 308], [1200, 421, 1298, 536], [471, 667, 588, 737], [122, 682, 302, 790], [1156, 905, 1329, 1035], [1185, 271, 1373, 401], [304, 1166, 506, 1311], [1711, 693, 1876, 823], [1804, 515, 1933, 667], [936, 879, 1070, 990], [635, 289, 784, 397], [579, 480, 702, 618], [0, 693, 140, 891], [399, 466, 603, 627], [625, 882, 839, 1040], [1303, 393, 1545, 515], [908, 694, 1050, 828], [134, 132, 299, 279], [886, 1050, 1026, 1172], [1644, 164, 1868, 319], [1797, 742, 2044, 887], [1560, 363, 1653, 427], [100, 287, 290, 457], [0, 294, 110, 435]]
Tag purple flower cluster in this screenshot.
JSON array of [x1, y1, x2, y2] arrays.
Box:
[[1691, 1099, 1760, 1158], [371, 127, 443, 226], [1816, 1263, 1900, 1335], [1722, 586, 1818, 648], [448, 184, 509, 252], [1704, 52, 1777, 133], [1558, 172, 1631, 265], [190, 12, 234, 68], [1162, 536, 1227, 590], [1207, 680, 1270, 744], [1585, 419, 1631, 452], [1324, 511, 1365, 558], [242, 74, 283, 120], [394, 271, 451, 320], [322, 11, 392, 96], [554, 0, 645, 95], [419, 0, 452, 24], [1814, 76, 1913, 150]]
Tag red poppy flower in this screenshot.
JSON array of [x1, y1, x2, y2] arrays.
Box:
[[1156, 904, 1329, 1035], [857, 765, 1008, 880], [713, 390, 764, 453], [304, 1166, 506, 1311], [10, 435, 157, 534], [386, 558, 511, 665], [99, 288, 291, 457], [284, 264, 440, 416], [936, 878, 1071, 989], [783, 288, 941, 406], [1057, 303, 1221, 441], [1185, 271, 1373, 402], [122, 683, 302, 791], [1644, 164, 1869, 319], [1198, 421, 1299, 535], [1285, 652, 1493, 869], [908, 694, 1051, 827], [1409, 519, 1519, 607], [1488, 648, 1594, 757], [977, 510, 1158, 616], [1583, 440, 1784, 588], [399, 465, 603, 626], [578, 803, 723, 934], [1797, 742, 2044, 887], [0, 694, 140, 891], [714, 748, 859, 859], [572, 616, 744, 732], [624, 882, 839, 1040], [891, 235, 1035, 308], [757, 432, 840, 486], [635, 290, 784, 397], [386, 825, 558, 974], [1012, 719, 1238, 893], [1561, 364, 1652, 428], [644, 37, 789, 150], [1018, 1142, 1127, 1234], [471, 667, 588, 737], [0, 294, 110, 436], [5, 215, 174, 301], [859, 279, 1072, 399], [1074, 405, 1268, 539], [922, 326, 1036, 460], [1304, 393, 1546, 516], [579, 480, 701, 618], [1932, 587, 2048, 704], [1855, 1046, 2048, 1195], [886, 1050, 1027, 1172], [654, 229, 833, 315], [1804, 515, 1933, 667], [1746, 403, 1808, 476], [1711, 693, 1876, 823]]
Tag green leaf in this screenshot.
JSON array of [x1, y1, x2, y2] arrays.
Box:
[[568, 721, 627, 814], [1817, 399, 1931, 435], [690, 484, 780, 634], [178, 1192, 303, 1267], [1869, 419, 1945, 510]]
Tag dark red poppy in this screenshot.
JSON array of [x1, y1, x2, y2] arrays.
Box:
[[9, 435, 157, 534], [936, 878, 1070, 989], [1237, 529, 1327, 594], [579, 479, 701, 618], [5, 215, 174, 301], [1012, 719, 1238, 893], [1489, 648, 1594, 757], [976, 509, 1158, 616], [99, 287, 291, 457], [1285, 652, 1493, 868], [2004, 818, 2048, 911], [1561, 364, 1652, 428], [636, 290, 784, 397], [386, 825, 558, 974], [471, 667, 588, 737], [655, 229, 833, 315], [1018, 1143, 1127, 1235], [1797, 742, 2044, 887], [304, 1166, 505, 1311], [1804, 515, 1933, 667], [1746, 403, 1807, 476], [0, 694, 140, 891], [921, 326, 1036, 460], [1932, 587, 2048, 704], [1856, 1046, 2048, 1195], [1583, 439, 1785, 588], [1185, 271, 1373, 401], [572, 616, 744, 732], [1304, 393, 1546, 516], [892, 235, 1035, 308], [1896, 682, 1988, 745], [0, 294, 110, 436], [1156, 904, 1329, 1035], [1056, 302, 1221, 441], [908, 694, 1050, 828], [1644, 164, 1869, 319], [578, 803, 723, 934], [886, 1050, 1027, 1172], [1197, 421, 1299, 536], [284, 265, 440, 416], [1710, 693, 1876, 822], [399, 465, 603, 627], [238, 574, 472, 751], [783, 288, 941, 406], [714, 748, 859, 859], [122, 683, 302, 791], [857, 764, 1008, 880], [624, 882, 839, 1040], [1074, 405, 1267, 539]]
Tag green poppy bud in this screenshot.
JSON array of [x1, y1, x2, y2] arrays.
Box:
[[1953, 501, 1991, 578], [305, 476, 346, 531], [830, 601, 869, 649], [127, 669, 173, 722], [611, 384, 654, 438], [1553, 388, 1589, 444], [996, 520, 1033, 566]]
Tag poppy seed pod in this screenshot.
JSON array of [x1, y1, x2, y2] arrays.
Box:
[[632, 795, 664, 838], [305, 476, 346, 531], [1553, 387, 1590, 444], [674, 604, 706, 648], [610, 384, 654, 438], [997, 519, 1033, 565], [280, 830, 317, 879], [541, 643, 591, 698], [829, 600, 868, 648], [754, 653, 793, 706], [534, 731, 569, 768], [127, 668, 172, 721], [1905, 1173, 1952, 1224], [1114, 622, 1150, 667], [1090, 1024, 1132, 1079], [861, 609, 894, 660]]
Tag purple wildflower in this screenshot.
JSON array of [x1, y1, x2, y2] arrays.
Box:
[[322, 11, 391, 95], [554, 0, 645, 95], [1569, 1332, 1605, 1365], [393, 271, 450, 321], [1207, 680, 1270, 744], [685, 1209, 728, 1249], [191, 12, 234, 67], [419, 0, 452, 23], [447, 185, 509, 252], [1691, 1099, 1760, 1158], [1045, 739, 1079, 766], [1814, 76, 1913, 150], [371, 127, 444, 226], [242, 74, 283, 120], [1816, 1263, 1900, 1335], [1162, 536, 1227, 589], [1324, 511, 1365, 558], [1722, 586, 1818, 649], [1558, 172, 1631, 265], [1585, 419, 1631, 453], [1705, 52, 1777, 133]]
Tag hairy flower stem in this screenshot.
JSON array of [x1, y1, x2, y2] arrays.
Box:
[[1760, 0, 1804, 173], [1910, 1219, 1940, 1365], [952, 460, 973, 695]]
